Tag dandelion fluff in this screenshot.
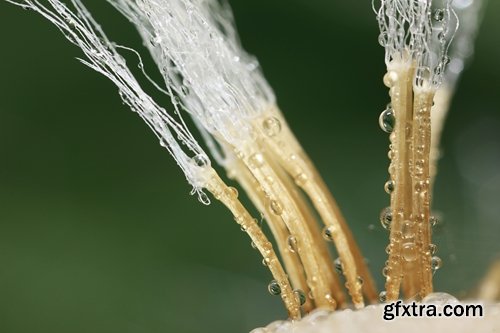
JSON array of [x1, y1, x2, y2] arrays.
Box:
[[107, 0, 276, 151], [5, 0, 213, 203], [374, 0, 458, 88]]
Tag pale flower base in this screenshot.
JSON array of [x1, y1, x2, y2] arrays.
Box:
[[251, 293, 500, 333]]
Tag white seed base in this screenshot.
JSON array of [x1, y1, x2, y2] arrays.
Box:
[[251, 294, 500, 333]]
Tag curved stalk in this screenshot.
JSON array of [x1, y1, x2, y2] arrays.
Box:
[[204, 168, 301, 319]]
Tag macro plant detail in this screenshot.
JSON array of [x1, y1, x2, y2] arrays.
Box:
[[1, 0, 498, 332]]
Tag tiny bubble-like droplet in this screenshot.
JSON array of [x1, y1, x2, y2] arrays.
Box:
[[431, 256, 442, 271], [248, 153, 264, 168], [379, 291, 387, 303], [334, 257, 343, 274], [226, 186, 238, 198], [378, 32, 387, 46], [429, 243, 437, 255], [379, 207, 392, 230], [262, 257, 271, 266], [383, 71, 398, 88], [379, 105, 395, 133], [384, 180, 395, 194], [325, 293, 337, 309], [287, 236, 298, 253], [322, 225, 336, 241], [262, 117, 282, 137], [356, 276, 364, 288], [434, 9, 445, 21], [294, 172, 308, 186], [294, 289, 307, 306], [268, 280, 281, 296], [192, 154, 210, 168], [429, 215, 439, 227], [402, 242, 417, 262], [401, 220, 415, 239], [269, 199, 283, 215], [382, 266, 390, 277]]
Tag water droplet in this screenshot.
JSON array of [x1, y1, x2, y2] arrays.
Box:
[[429, 215, 439, 227], [226, 186, 238, 198], [385, 244, 392, 254], [268, 280, 281, 296], [431, 256, 442, 271], [384, 180, 395, 194], [442, 55, 450, 65], [334, 257, 343, 274], [402, 242, 417, 262], [294, 172, 308, 186], [401, 220, 415, 239], [262, 117, 282, 137], [322, 225, 336, 241], [383, 71, 398, 88], [234, 215, 244, 224], [379, 291, 387, 303], [262, 257, 271, 266], [415, 66, 432, 87], [356, 276, 364, 287], [382, 265, 390, 277], [379, 207, 392, 230], [294, 289, 307, 305], [388, 150, 395, 160], [378, 32, 387, 46], [264, 176, 274, 185], [379, 105, 395, 133], [269, 200, 283, 216], [287, 236, 298, 253], [434, 9, 445, 21], [192, 154, 210, 168], [325, 293, 337, 309], [415, 180, 428, 193], [251, 241, 257, 249], [248, 153, 264, 168], [429, 243, 437, 255]]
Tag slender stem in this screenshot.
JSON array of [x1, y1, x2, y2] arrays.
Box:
[[204, 168, 301, 319], [384, 59, 414, 301], [228, 159, 314, 312], [411, 88, 434, 297]]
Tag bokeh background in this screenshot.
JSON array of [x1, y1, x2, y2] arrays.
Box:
[[0, 1, 499, 332]]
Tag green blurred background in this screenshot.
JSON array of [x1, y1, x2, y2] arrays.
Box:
[[0, 1, 499, 332]]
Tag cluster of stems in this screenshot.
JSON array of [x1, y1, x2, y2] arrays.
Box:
[[201, 107, 378, 318], [383, 54, 436, 302]]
